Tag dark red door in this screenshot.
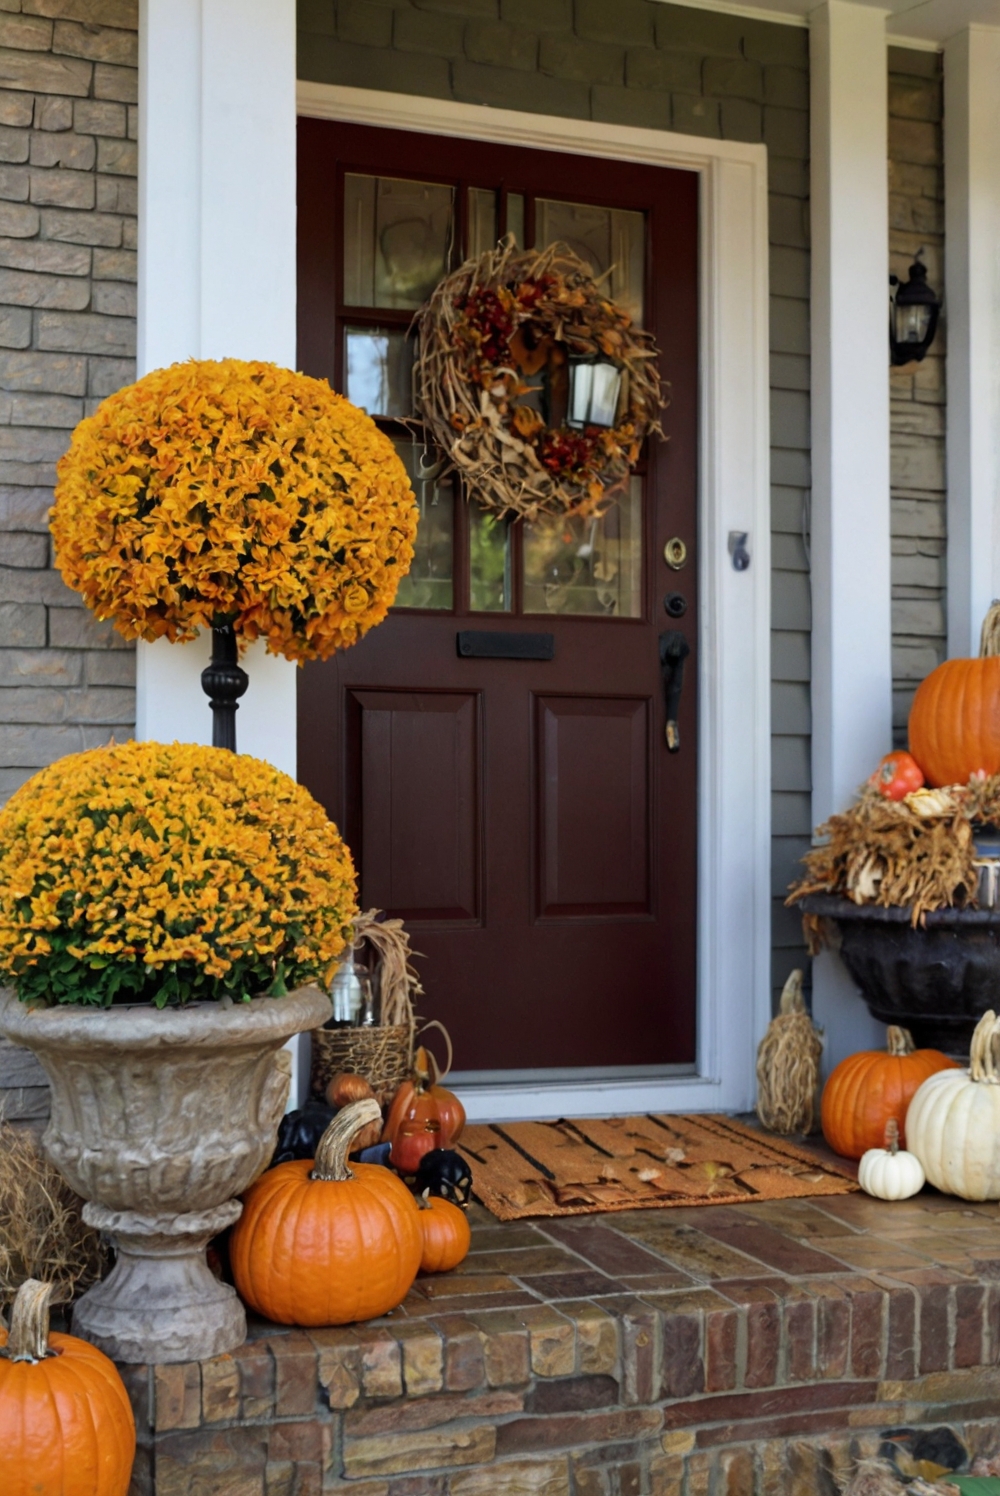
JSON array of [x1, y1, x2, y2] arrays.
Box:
[[297, 120, 699, 1078]]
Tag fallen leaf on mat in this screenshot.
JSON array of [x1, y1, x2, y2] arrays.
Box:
[[637, 1167, 662, 1182]]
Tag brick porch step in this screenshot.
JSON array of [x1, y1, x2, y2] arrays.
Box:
[[123, 1190, 1000, 1495]]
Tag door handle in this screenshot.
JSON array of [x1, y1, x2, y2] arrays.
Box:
[[659, 630, 691, 752]]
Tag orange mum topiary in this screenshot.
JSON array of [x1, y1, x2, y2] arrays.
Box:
[[50, 360, 418, 661]]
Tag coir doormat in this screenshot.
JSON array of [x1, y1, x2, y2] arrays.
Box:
[[458, 1113, 858, 1220]]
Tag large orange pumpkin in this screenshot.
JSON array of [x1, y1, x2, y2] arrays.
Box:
[[231, 1098, 422, 1325], [909, 602, 1000, 786], [0, 1279, 136, 1496], [382, 1044, 467, 1175], [821, 1025, 958, 1159], [417, 1192, 471, 1274]]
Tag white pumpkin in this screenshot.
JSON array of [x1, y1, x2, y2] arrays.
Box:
[[905, 1009, 1000, 1200], [857, 1119, 925, 1200]]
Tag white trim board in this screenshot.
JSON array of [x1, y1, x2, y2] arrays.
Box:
[[297, 83, 773, 1125]]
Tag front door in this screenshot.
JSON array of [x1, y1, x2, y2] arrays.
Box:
[[297, 120, 699, 1081]]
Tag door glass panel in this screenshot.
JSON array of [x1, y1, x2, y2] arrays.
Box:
[[534, 200, 645, 327], [469, 505, 512, 612], [506, 192, 525, 248], [344, 327, 414, 418], [468, 187, 498, 257], [391, 441, 454, 610], [344, 173, 453, 309], [522, 478, 642, 616]]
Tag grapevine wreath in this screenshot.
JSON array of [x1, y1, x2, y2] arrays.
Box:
[[413, 239, 665, 522]]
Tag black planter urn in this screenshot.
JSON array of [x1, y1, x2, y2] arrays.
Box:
[[800, 894, 1000, 1057]]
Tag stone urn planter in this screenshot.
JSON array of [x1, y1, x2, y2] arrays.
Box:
[[800, 894, 1000, 1057], [0, 985, 331, 1364]]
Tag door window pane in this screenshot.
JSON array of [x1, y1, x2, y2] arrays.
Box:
[[469, 505, 512, 612], [506, 192, 525, 249], [535, 200, 645, 327], [344, 327, 414, 418], [392, 441, 454, 610], [522, 478, 642, 617], [344, 173, 454, 309], [468, 187, 498, 258]]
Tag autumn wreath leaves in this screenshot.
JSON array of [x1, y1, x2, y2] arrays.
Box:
[[413, 239, 665, 522]]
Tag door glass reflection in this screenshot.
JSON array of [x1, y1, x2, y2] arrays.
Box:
[[506, 192, 525, 249], [344, 173, 454, 309], [534, 199, 645, 327], [522, 478, 642, 617], [344, 327, 414, 418], [468, 187, 498, 258], [469, 504, 511, 612], [391, 441, 455, 610]]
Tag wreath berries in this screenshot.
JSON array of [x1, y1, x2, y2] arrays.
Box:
[[414, 240, 664, 521]]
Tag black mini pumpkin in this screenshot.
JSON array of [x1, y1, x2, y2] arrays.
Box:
[[414, 1147, 473, 1206], [272, 1097, 336, 1164]]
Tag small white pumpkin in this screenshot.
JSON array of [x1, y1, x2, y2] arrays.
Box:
[[905, 1009, 1000, 1200], [857, 1118, 925, 1200]]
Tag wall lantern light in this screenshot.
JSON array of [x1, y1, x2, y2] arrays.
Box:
[[567, 357, 622, 429], [889, 255, 941, 366]]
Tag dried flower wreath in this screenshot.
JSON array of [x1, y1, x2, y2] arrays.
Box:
[[413, 239, 665, 522]]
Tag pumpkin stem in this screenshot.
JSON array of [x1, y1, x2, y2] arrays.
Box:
[[884, 1117, 900, 1154], [969, 1010, 999, 1083], [2, 1279, 57, 1363], [418, 1188, 433, 1211], [980, 601, 1000, 658], [416, 1019, 454, 1082], [886, 1026, 915, 1057], [312, 1097, 383, 1182], [778, 969, 806, 1016]]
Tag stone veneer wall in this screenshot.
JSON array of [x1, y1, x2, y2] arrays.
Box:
[[888, 47, 946, 746], [0, 0, 137, 810], [297, 0, 814, 1008]]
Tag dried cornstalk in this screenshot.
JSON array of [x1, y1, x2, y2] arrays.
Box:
[[412, 238, 665, 521], [351, 909, 422, 1039], [0, 1122, 105, 1306], [755, 969, 824, 1136]]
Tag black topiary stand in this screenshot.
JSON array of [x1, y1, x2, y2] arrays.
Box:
[[200, 619, 248, 752]]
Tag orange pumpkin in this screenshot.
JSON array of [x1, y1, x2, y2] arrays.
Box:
[[821, 1025, 958, 1159], [418, 1192, 471, 1274], [0, 1278, 136, 1496], [909, 602, 1000, 786], [382, 1045, 467, 1175], [325, 1071, 382, 1150], [231, 1098, 422, 1325]]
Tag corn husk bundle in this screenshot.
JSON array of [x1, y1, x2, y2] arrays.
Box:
[[755, 970, 824, 1135], [412, 238, 665, 521], [788, 781, 985, 929], [0, 1122, 105, 1307], [351, 908, 423, 1038]]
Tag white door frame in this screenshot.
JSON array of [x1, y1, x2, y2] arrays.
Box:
[[297, 82, 772, 1122]]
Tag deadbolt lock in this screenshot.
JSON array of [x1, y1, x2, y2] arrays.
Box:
[[663, 537, 688, 570]]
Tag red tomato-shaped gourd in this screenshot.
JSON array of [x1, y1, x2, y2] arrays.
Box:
[[383, 1045, 467, 1175], [870, 750, 925, 801]]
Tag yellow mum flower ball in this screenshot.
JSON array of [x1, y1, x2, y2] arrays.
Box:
[[50, 359, 418, 661], [0, 740, 358, 1008]]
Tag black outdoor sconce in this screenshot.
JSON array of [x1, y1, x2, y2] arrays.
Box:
[[889, 254, 941, 366]]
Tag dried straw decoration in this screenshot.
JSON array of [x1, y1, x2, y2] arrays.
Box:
[[412, 238, 664, 521], [310, 910, 423, 1106], [755, 969, 824, 1136], [0, 1122, 106, 1306], [788, 781, 987, 928]]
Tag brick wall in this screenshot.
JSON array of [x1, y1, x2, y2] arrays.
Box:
[[888, 46, 946, 746], [297, 0, 814, 1008], [0, 0, 137, 809]]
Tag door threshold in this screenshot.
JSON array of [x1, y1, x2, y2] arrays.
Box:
[[450, 1062, 698, 1088]]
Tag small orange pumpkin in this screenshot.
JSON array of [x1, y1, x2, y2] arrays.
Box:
[[231, 1098, 422, 1325], [0, 1278, 136, 1496], [325, 1071, 381, 1149], [821, 1025, 958, 1159], [383, 1044, 466, 1175], [909, 601, 1000, 787], [418, 1191, 471, 1274]]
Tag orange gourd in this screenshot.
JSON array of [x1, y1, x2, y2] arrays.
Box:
[[0, 1279, 136, 1496], [821, 1025, 958, 1159], [325, 1071, 381, 1149], [382, 1044, 467, 1175], [231, 1099, 422, 1325], [417, 1191, 471, 1274], [909, 602, 1000, 787]]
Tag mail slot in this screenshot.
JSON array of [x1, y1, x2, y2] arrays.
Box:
[[457, 631, 555, 661]]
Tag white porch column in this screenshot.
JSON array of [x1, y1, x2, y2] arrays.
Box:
[[809, 1, 892, 1066], [944, 27, 1000, 658], [135, 0, 298, 778]]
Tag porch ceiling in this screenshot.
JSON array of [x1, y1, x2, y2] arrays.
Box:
[[654, 0, 1000, 46]]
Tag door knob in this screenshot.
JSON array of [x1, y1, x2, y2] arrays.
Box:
[[659, 630, 691, 753], [663, 592, 687, 619]]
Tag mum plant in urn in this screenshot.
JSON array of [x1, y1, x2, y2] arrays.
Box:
[[0, 362, 417, 1364]]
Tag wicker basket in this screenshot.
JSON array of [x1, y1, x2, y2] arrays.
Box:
[[311, 1023, 412, 1107]]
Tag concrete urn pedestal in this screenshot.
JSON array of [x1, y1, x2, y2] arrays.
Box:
[[0, 985, 331, 1365]]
